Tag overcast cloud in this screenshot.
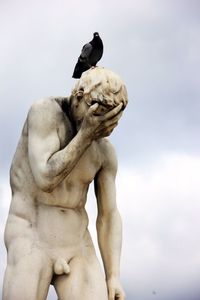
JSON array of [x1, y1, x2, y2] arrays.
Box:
[[0, 0, 200, 299]]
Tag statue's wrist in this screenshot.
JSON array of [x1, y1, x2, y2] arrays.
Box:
[[79, 127, 93, 144], [106, 273, 120, 282]]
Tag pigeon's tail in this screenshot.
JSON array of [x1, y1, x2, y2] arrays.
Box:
[[72, 64, 82, 78], [72, 61, 89, 79]]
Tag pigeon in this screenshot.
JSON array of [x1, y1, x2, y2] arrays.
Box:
[[72, 32, 103, 79]]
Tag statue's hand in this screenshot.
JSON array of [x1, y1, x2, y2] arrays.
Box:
[[106, 277, 125, 300], [81, 102, 123, 140]]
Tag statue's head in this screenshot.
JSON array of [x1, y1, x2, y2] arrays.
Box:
[[71, 67, 128, 115]]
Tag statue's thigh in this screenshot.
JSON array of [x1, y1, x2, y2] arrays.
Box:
[[3, 239, 52, 300], [54, 255, 108, 300]]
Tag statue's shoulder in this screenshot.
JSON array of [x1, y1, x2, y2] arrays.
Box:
[[29, 97, 63, 112], [99, 138, 116, 153], [27, 97, 68, 129], [99, 138, 118, 170], [29, 97, 68, 117]]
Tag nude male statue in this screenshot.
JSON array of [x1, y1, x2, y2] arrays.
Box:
[[3, 67, 128, 300]]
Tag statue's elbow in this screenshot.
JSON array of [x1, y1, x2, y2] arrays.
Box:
[[39, 183, 54, 193], [33, 174, 54, 193]]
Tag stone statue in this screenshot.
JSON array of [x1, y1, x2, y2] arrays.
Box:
[[3, 67, 128, 300]]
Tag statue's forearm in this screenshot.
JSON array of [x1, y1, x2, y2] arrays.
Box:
[[37, 129, 92, 192], [96, 209, 122, 280]]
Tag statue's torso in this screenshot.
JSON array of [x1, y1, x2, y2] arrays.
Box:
[[5, 100, 104, 250]]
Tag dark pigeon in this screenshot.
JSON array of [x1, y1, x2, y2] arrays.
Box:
[[72, 32, 103, 79]]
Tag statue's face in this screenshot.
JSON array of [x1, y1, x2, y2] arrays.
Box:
[[70, 94, 120, 130], [70, 94, 90, 128], [85, 98, 115, 116], [71, 68, 128, 130], [72, 67, 128, 120]]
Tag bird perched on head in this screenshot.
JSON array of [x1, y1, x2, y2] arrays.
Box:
[[72, 32, 103, 79]]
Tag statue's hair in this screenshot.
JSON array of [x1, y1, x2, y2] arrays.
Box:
[[71, 67, 128, 108]]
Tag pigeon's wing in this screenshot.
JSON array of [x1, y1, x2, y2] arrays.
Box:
[[72, 40, 93, 78], [72, 61, 83, 78], [80, 43, 93, 59], [72, 60, 88, 78]]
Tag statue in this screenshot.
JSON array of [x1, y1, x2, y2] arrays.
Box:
[[3, 67, 128, 300]]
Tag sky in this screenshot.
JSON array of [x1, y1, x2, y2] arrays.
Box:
[[0, 0, 200, 299]]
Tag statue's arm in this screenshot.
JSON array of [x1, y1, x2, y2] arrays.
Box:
[[94, 141, 125, 299], [27, 99, 93, 192], [27, 99, 123, 192]]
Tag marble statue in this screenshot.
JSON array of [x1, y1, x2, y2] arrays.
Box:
[[3, 67, 128, 300]]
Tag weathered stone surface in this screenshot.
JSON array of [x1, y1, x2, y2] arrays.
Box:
[[3, 67, 128, 300]]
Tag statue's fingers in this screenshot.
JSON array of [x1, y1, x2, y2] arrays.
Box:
[[115, 290, 126, 300], [103, 103, 123, 120], [104, 112, 122, 127], [88, 103, 99, 115]]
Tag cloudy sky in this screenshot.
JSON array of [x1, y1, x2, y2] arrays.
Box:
[[0, 0, 200, 299]]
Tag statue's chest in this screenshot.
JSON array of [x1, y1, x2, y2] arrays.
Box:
[[57, 118, 102, 184], [65, 142, 102, 185]]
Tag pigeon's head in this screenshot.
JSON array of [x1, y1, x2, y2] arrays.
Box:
[[93, 32, 99, 38], [71, 67, 128, 117]]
